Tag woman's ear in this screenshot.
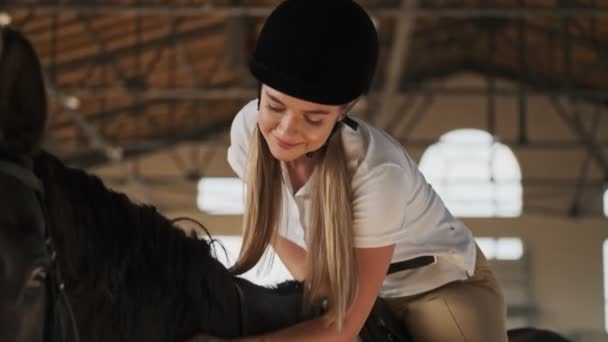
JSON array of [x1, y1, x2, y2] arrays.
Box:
[[342, 98, 359, 116]]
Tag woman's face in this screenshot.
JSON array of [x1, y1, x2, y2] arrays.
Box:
[[258, 85, 344, 163]]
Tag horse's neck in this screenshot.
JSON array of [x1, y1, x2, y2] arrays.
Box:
[[38, 156, 327, 340], [36, 152, 247, 339]]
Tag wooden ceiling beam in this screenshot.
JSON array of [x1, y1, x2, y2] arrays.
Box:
[[375, 0, 417, 131], [46, 21, 224, 75], [61, 116, 233, 168], [4, 5, 608, 18]]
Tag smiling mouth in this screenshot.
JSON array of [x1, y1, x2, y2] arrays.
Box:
[[274, 136, 299, 149]]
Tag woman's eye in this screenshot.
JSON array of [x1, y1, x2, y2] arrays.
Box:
[[266, 105, 283, 113], [305, 117, 323, 126]]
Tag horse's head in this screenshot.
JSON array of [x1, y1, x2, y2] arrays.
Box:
[[0, 158, 48, 342], [0, 27, 58, 342]]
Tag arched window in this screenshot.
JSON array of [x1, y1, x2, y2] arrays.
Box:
[[419, 129, 523, 217]]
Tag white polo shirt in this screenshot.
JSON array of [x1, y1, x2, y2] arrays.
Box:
[[227, 99, 477, 298]]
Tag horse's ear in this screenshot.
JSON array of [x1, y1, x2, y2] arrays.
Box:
[[0, 27, 47, 157]]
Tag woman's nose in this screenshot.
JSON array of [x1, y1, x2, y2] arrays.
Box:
[[277, 112, 300, 136]]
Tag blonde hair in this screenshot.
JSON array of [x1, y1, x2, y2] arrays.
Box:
[[230, 121, 356, 330]]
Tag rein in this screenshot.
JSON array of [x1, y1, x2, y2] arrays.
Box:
[[0, 158, 80, 342]]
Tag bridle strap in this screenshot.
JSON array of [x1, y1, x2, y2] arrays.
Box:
[[42, 199, 80, 342], [0, 159, 43, 192], [45, 267, 80, 342]]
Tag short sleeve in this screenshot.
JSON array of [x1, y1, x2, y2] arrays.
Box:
[[227, 99, 259, 179], [352, 164, 408, 248]]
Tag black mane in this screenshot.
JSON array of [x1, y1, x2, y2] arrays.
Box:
[[33, 151, 241, 341]]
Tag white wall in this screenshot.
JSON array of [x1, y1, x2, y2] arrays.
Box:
[[466, 216, 608, 338]]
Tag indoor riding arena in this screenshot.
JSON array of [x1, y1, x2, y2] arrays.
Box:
[[0, 1, 607, 342]]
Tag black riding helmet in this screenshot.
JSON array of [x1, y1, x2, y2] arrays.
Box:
[[249, 0, 379, 106]]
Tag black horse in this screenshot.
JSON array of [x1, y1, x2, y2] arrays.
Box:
[[1, 144, 318, 342], [28, 150, 321, 342]]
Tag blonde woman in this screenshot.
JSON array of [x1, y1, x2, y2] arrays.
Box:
[[211, 1, 507, 341]]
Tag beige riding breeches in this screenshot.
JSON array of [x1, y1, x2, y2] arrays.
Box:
[[384, 246, 509, 342]]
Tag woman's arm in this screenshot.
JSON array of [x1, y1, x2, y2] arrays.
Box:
[[236, 244, 395, 342], [272, 236, 308, 281]]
